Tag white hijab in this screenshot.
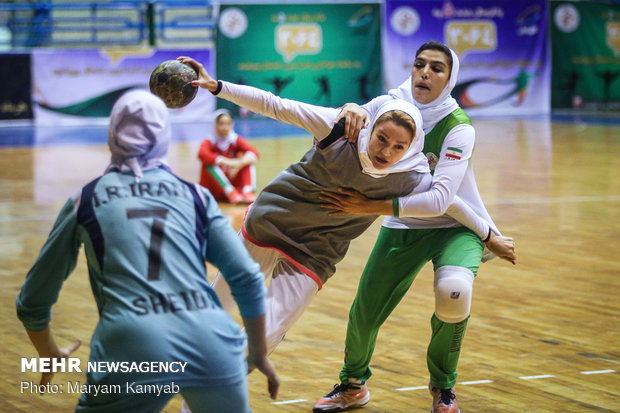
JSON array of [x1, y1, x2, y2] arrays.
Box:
[[389, 47, 460, 134], [106, 90, 171, 181], [357, 98, 428, 178], [210, 108, 239, 152]]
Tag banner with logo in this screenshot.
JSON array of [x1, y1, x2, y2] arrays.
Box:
[[216, 3, 382, 115], [0, 53, 33, 120], [550, 1, 620, 110], [32, 49, 214, 125], [384, 0, 549, 115]]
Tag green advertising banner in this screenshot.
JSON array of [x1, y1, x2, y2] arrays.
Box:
[[216, 3, 382, 115], [551, 1, 620, 110]]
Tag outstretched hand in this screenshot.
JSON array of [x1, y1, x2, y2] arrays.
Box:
[[40, 339, 82, 386], [335, 103, 369, 143], [485, 233, 516, 265], [247, 355, 279, 400], [176, 56, 219, 92]]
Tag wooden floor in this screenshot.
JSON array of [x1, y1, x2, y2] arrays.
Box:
[[1, 116, 619, 412]]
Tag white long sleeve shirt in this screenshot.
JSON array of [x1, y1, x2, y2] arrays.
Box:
[[362, 96, 498, 239]]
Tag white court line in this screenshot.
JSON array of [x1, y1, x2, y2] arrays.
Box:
[[395, 370, 607, 392], [519, 374, 555, 380], [580, 370, 616, 375], [461, 380, 494, 385], [396, 386, 428, 391], [271, 399, 307, 405], [269, 369, 616, 404]]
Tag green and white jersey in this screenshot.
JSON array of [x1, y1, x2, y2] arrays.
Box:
[[385, 108, 498, 235], [361, 95, 497, 236]]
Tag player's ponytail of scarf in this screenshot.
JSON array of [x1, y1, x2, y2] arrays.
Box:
[[388, 47, 460, 134], [357, 98, 428, 178], [106, 90, 171, 181]]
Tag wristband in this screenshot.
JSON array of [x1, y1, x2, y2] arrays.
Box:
[[392, 198, 399, 217], [482, 228, 492, 243], [212, 80, 223, 95]]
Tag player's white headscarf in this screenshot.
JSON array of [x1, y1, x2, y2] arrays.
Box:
[[389, 47, 460, 134], [210, 108, 239, 152], [357, 98, 428, 178], [106, 90, 171, 181]]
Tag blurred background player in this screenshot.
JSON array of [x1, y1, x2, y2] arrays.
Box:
[[198, 109, 259, 204], [15, 90, 278, 413]]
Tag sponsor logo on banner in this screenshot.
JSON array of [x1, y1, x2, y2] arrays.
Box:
[[516, 4, 542, 37], [554, 4, 579, 33], [349, 5, 375, 28], [219, 8, 248, 39], [390, 6, 420, 36], [33, 49, 214, 125], [606, 22, 620, 55], [445, 20, 497, 57], [432, 2, 503, 19], [384, 0, 549, 115], [275, 23, 322, 63]]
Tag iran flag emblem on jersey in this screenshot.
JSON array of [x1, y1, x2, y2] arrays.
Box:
[[445, 147, 462, 160]]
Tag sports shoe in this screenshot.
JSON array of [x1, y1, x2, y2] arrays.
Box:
[[313, 380, 370, 412], [226, 189, 243, 204], [429, 382, 460, 413], [241, 191, 256, 204]]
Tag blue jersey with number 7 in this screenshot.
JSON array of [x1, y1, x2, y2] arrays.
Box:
[[16, 167, 265, 388]]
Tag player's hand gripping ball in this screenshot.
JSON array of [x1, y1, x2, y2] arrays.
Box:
[[149, 60, 198, 108]]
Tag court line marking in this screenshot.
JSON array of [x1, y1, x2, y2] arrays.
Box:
[[274, 370, 616, 405], [396, 380, 494, 392], [580, 369, 616, 375], [461, 379, 494, 385], [519, 374, 555, 380], [396, 385, 428, 391], [395, 369, 616, 392], [272, 399, 307, 405]]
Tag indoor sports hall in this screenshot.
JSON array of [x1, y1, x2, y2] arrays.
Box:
[[1, 1, 618, 412]]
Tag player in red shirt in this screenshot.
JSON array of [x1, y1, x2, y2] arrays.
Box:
[[198, 110, 259, 204]]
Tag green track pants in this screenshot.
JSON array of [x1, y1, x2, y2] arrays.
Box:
[[339, 226, 483, 389]]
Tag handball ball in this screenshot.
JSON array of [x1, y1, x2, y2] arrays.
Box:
[[149, 60, 198, 108]]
